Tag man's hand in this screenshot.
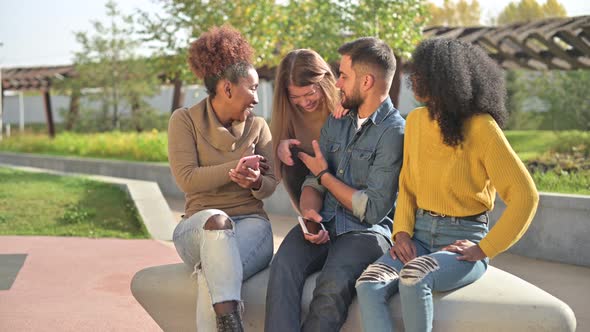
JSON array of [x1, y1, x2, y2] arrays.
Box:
[[302, 209, 329, 244], [298, 140, 328, 176], [390, 232, 416, 264], [277, 139, 301, 166], [441, 240, 487, 261], [229, 166, 262, 190]]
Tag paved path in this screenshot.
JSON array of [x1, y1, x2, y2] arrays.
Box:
[[0, 236, 180, 331]]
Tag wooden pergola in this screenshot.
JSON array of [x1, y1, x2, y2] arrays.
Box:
[[2, 15, 588, 137], [424, 15, 590, 70], [1, 65, 76, 137]]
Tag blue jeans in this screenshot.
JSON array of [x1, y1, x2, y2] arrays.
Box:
[[356, 210, 489, 332], [173, 209, 273, 329], [265, 221, 391, 332]]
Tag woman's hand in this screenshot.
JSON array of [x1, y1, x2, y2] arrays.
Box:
[[278, 139, 301, 166], [229, 166, 262, 190], [302, 209, 330, 245], [298, 140, 328, 176], [390, 232, 416, 264], [332, 104, 349, 119], [441, 240, 487, 261]]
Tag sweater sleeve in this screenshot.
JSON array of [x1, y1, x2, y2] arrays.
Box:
[[478, 123, 539, 258], [251, 119, 278, 200], [392, 112, 418, 240], [167, 110, 236, 194]]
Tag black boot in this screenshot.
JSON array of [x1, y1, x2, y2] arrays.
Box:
[[216, 310, 244, 332]]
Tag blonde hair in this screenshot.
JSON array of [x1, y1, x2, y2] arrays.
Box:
[[270, 49, 338, 174]]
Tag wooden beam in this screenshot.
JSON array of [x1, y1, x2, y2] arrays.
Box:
[[43, 89, 55, 138]]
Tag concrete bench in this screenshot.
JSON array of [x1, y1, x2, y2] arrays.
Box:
[[131, 263, 576, 331]]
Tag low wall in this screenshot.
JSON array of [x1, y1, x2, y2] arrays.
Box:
[[1, 152, 588, 266]]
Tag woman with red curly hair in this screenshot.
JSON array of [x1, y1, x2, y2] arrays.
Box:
[[167, 25, 277, 332]]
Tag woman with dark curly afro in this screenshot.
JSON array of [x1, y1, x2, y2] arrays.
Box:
[[167, 25, 277, 331], [355, 38, 539, 331]]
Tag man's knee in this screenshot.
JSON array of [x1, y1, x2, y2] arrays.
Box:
[[203, 214, 232, 230], [314, 267, 355, 296]]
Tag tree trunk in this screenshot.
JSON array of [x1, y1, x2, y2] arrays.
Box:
[[43, 89, 56, 138], [389, 54, 402, 108], [171, 74, 184, 113], [65, 87, 80, 131]]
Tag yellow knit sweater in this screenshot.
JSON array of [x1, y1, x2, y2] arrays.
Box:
[[393, 107, 539, 258]]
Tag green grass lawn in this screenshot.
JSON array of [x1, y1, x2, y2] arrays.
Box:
[[504, 130, 558, 161], [533, 171, 590, 195], [0, 168, 149, 238], [0, 130, 588, 195], [0, 130, 168, 162]]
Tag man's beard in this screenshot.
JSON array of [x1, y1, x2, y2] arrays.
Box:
[[340, 87, 363, 110]]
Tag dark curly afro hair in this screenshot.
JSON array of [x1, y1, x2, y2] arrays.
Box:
[[188, 25, 254, 96], [409, 38, 507, 147]]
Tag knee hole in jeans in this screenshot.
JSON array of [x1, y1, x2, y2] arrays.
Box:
[[203, 214, 232, 231], [400, 256, 439, 286], [356, 263, 399, 288]]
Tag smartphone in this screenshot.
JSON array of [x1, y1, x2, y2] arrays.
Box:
[[236, 155, 261, 172], [298, 216, 326, 235]]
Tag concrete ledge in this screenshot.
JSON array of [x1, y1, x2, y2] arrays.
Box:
[[490, 193, 590, 267], [131, 263, 576, 332], [0, 164, 176, 241]]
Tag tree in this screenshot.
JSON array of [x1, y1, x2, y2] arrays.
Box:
[[139, 0, 428, 109], [497, 0, 566, 25], [72, 0, 159, 131], [426, 0, 481, 27]]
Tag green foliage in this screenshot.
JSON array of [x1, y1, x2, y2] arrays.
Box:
[[504, 130, 558, 160], [497, 0, 566, 25], [137, 0, 284, 84], [0, 168, 149, 238], [506, 70, 590, 131], [426, 0, 481, 27], [138, 0, 428, 79], [0, 131, 168, 162], [68, 0, 160, 131], [276, 0, 348, 63], [348, 0, 428, 59]]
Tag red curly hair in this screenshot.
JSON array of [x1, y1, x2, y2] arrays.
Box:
[[188, 25, 254, 80]]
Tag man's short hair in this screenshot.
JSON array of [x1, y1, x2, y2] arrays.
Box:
[[338, 37, 396, 84]]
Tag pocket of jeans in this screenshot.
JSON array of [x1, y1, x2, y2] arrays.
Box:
[[448, 219, 488, 242]]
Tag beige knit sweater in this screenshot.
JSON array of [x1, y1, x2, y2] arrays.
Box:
[[168, 97, 277, 219]]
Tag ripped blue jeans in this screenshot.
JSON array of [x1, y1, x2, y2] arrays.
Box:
[[173, 209, 273, 329], [355, 209, 489, 332]]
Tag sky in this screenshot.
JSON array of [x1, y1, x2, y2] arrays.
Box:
[[1, 0, 589, 67]]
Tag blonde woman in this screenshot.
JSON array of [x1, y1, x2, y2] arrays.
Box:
[[270, 49, 344, 211]]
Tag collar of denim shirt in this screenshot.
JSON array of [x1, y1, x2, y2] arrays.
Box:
[[346, 96, 395, 127]]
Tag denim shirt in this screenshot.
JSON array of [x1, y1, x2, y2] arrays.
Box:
[[303, 97, 405, 241]]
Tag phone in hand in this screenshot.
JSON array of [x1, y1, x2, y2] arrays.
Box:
[[298, 216, 326, 235], [236, 155, 261, 173]]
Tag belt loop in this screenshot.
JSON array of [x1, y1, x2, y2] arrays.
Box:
[[417, 208, 424, 216], [451, 216, 457, 224]]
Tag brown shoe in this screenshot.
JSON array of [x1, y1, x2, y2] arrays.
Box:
[[216, 310, 244, 332]]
